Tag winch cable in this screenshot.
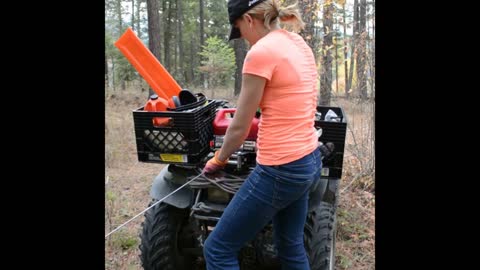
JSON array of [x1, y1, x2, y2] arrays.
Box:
[[189, 168, 248, 194], [188, 142, 335, 194], [105, 172, 205, 239]]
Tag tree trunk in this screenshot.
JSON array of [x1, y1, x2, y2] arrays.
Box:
[[160, 0, 166, 64], [176, 0, 185, 85], [163, 0, 172, 71], [334, 14, 338, 94], [372, 0, 375, 71], [105, 46, 109, 85], [131, 0, 135, 30], [356, 0, 367, 99], [136, 0, 142, 39], [189, 37, 195, 84], [347, 0, 358, 97], [298, 0, 320, 62], [172, 0, 177, 78], [233, 39, 248, 96], [147, 0, 162, 97], [343, 3, 349, 96], [319, 0, 334, 106], [116, 0, 123, 36], [111, 56, 116, 91], [370, 0, 375, 97], [199, 0, 205, 88], [131, 0, 137, 88], [115, 0, 123, 90]]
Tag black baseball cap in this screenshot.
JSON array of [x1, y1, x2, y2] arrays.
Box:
[[228, 0, 267, 40]]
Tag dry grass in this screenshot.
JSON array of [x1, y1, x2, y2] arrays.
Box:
[[332, 96, 375, 193], [336, 189, 375, 270], [105, 81, 168, 269], [331, 95, 375, 270], [105, 83, 375, 269]]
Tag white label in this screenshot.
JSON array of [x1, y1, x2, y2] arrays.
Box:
[[214, 135, 224, 148], [243, 141, 256, 151], [248, 0, 261, 6], [321, 167, 330, 176]]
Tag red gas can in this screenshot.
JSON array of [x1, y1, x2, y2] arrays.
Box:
[[213, 108, 259, 140]]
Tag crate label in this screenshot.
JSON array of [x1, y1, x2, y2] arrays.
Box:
[[148, 154, 161, 161], [160, 154, 188, 163], [321, 167, 329, 176]]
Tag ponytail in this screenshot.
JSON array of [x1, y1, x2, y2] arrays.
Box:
[[247, 0, 305, 32], [277, 3, 305, 32]]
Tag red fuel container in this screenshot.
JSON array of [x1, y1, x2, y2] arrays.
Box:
[[213, 108, 259, 140]]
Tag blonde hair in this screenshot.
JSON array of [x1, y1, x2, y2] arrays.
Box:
[[245, 0, 305, 32]]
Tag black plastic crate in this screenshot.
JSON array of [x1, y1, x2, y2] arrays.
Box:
[[133, 100, 216, 165], [315, 106, 347, 179]]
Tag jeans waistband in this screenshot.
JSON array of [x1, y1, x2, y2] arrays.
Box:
[[270, 147, 321, 169]]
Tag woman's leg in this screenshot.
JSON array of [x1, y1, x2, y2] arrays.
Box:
[[273, 189, 311, 270], [204, 148, 321, 270], [269, 148, 322, 270], [203, 166, 277, 270]]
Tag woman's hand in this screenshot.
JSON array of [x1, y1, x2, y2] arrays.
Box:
[[203, 151, 229, 174]]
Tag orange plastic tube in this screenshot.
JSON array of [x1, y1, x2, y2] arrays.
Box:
[[114, 27, 181, 99]]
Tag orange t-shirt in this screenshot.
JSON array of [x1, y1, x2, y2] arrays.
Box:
[[242, 29, 319, 165]]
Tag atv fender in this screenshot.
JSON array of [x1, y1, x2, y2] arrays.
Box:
[[322, 178, 341, 206], [150, 166, 194, 209], [308, 177, 328, 211]]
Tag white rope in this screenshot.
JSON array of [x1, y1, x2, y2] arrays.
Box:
[[105, 172, 204, 238]]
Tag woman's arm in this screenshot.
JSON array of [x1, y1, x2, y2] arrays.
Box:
[[216, 74, 266, 162]]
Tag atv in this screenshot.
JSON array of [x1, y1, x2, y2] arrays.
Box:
[[132, 98, 347, 270]]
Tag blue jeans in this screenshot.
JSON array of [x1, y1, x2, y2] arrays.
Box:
[[204, 147, 322, 270]]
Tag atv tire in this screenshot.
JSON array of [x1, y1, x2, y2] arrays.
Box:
[[304, 201, 337, 270], [139, 200, 196, 270]]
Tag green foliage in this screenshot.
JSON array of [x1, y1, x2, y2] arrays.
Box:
[[205, 0, 229, 40], [337, 207, 370, 242], [106, 190, 116, 202], [198, 36, 235, 87], [104, 0, 373, 93], [105, 32, 117, 60], [115, 55, 137, 82], [105, 30, 137, 86], [105, 0, 235, 89], [112, 233, 138, 251], [338, 253, 353, 268]]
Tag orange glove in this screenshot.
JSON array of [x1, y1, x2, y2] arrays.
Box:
[[203, 151, 229, 174]]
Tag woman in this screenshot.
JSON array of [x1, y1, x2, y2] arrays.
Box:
[[202, 0, 322, 269]]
